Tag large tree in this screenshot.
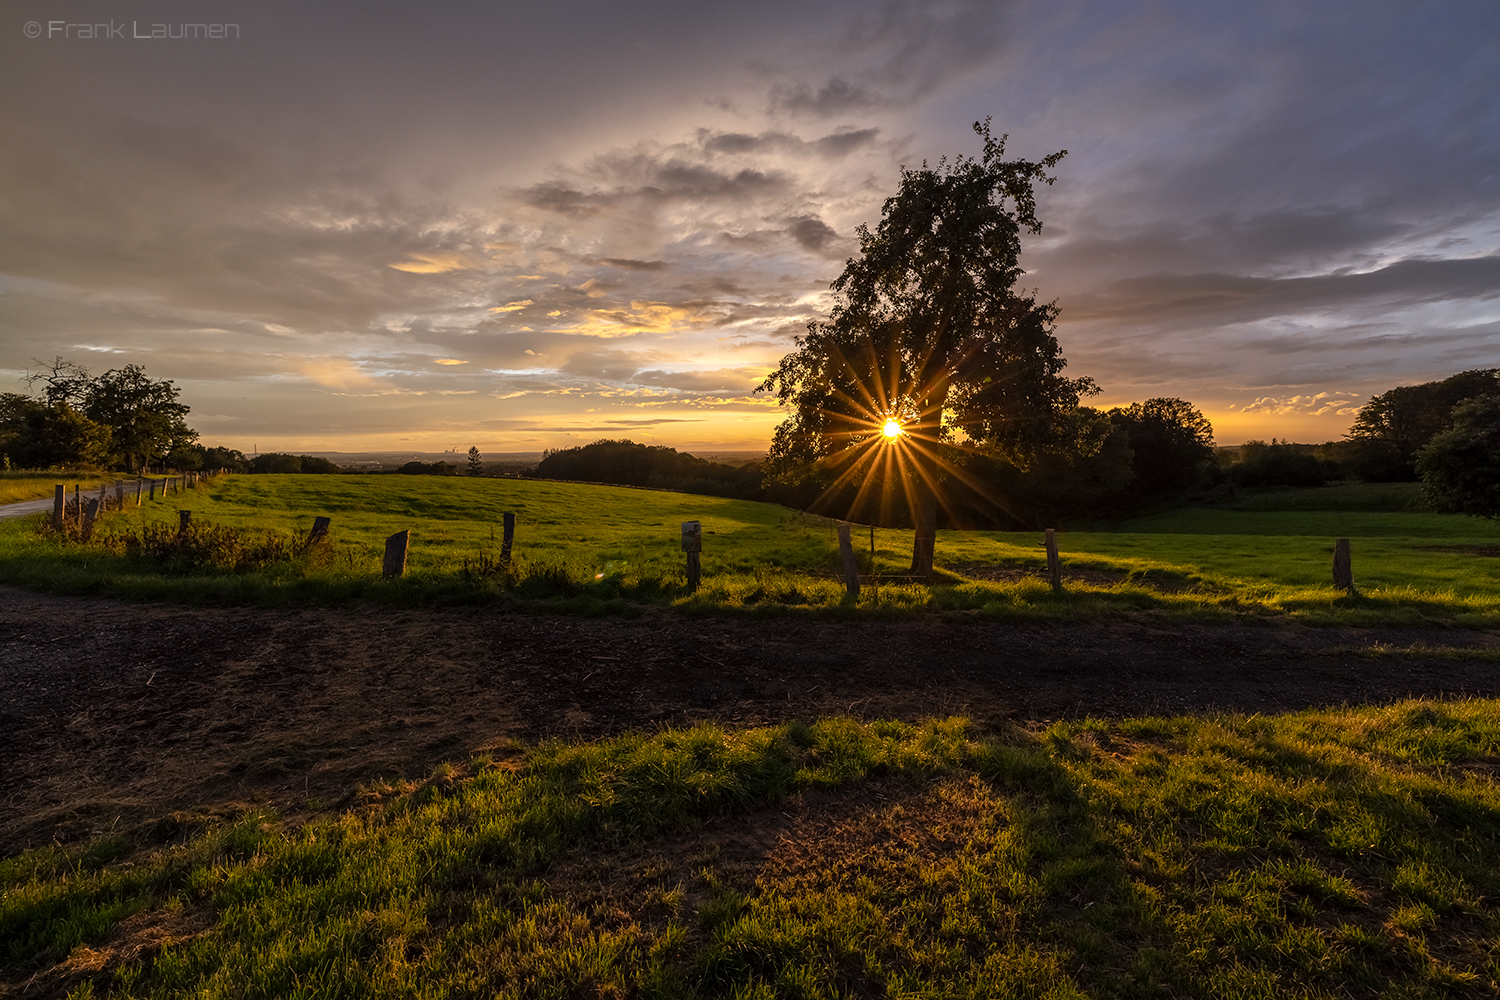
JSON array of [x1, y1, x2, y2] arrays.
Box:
[[1345, 368, 1499, 481], [759, 121, 1094, 575], [1107, 398, 1215, 493], [82, 364, 197, 472]]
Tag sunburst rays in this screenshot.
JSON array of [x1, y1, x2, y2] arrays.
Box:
[[807, 335, 998, 531]]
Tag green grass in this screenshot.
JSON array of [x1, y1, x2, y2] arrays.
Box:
[[0, 475, 1496, 624], [9, 702, 1500, 998], [0, 471, 125, 506]]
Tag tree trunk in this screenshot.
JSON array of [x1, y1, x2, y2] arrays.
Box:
[[909, 482, 937, 578], [906, 376, 948, 579]]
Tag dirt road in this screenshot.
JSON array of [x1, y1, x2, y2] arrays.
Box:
[[3, 584, 1497, 854]]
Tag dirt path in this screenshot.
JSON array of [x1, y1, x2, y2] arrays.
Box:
[[3, 584, 1498, 855]]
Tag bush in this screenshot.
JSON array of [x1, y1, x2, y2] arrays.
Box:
[[1230, 440, 1336, 487], [396, 461, 458, 476]]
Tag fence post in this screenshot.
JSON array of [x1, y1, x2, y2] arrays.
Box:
[[501, 512, 515, 563], [1045, 528, 1062, 594], [149, 480, 156, 501], [82, 499, 100, 541], [1332, 537, 1354, 593], [308, 516, 331, 544], [74, 485, 81, 526], [53, 485, 64, 531], [383, 529, 410, 578], [136, 478, 143, 506], [178, 510, 192, 535], [838, 522, 861, 599], [681, 520, 702, 592]]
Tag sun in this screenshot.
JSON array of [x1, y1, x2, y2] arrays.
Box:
[[881, 418, 903, 439]]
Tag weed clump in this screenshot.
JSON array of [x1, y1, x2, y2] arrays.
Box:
[[106, 520, 305, 574]]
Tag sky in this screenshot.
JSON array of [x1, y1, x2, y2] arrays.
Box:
[[2, 0, 1497, 454]]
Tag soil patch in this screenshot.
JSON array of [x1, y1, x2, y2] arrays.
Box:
[[3, 585, 1499, 856]]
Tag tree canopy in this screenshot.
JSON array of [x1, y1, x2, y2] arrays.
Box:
[[758, 120, 1094, 574], [1346, 368, 1499, 481], [1107, 398, 1215, 492], [1416, 394, 1500, 518]]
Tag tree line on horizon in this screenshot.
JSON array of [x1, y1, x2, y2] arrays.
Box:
[[2, 356, 1495, 524]]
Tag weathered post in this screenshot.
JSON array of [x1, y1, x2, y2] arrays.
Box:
[[114, 481, 125, 510], [1332, 537, 1354, 594], [838, 522, 861, 599], [53, 485, 64, 531], [74, 485, 81, 526], [681, 520, 702, 592], [178, 510, 192, 535], [135, 478, 143, 506], [308, 516, 331, 544], [501, 512, 515, 563], [1045, 528, 1062, 594], [82, 499, 100, 541], [149, 479, 156, 501], [383, 529, 410, 578]]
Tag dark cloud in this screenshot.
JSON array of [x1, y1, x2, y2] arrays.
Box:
[[597, 258, 671, 271], [786, 216, 839, 253], [1064, 256, 1500, 327], [770, 78, 882, 117]]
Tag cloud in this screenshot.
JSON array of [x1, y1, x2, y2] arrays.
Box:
[[771, 78, 883, 117], [1237, 392, 1365, 417], [433, 358, 468, 365], [1062, 256, 1500, 329], [786, 215, 839, 253], [389, 252, 477, 274]]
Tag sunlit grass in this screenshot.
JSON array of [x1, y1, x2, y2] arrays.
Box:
[[8, 702, 1500, 997], [0, 474, 1496, 623], [0, 471, 124, 506]]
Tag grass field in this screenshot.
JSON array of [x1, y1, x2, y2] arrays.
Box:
[[0, 475, 1496, 623], [0, 471, 125, 506], [7, 701, 1500, 998]]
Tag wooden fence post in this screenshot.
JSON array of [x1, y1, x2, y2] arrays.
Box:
[[838, 522, 861, 599], [383, 529, 410, 578], [501, 512, 515, 563], [82, 499, 100, 541], [135, 478, 143, 506], [178, 510, 192, 535], [74, 485, 81, 526], [1332, 538, 1354, 594], [148, 480, 156, 501], [681, 520, 702, 592], [53, 485, 64, 531], [308, 516, 331, 544], [1045, 528, 1062, 594]]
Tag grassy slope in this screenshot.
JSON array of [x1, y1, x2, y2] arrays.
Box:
[[0, 476, 1496, 622], [7, 702, 1500, 998]]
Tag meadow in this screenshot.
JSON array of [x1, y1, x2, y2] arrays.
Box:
[[1, 474, 1497, 624], [7, 701, 1500, 998]]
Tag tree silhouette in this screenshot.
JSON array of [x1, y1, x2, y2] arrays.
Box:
[[467, 445, 483, 477], [1416, 394, 1500, 518], [759, 121, 1094, 575]]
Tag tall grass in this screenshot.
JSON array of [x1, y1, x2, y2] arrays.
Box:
[[7, 703, 1500, 997]]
